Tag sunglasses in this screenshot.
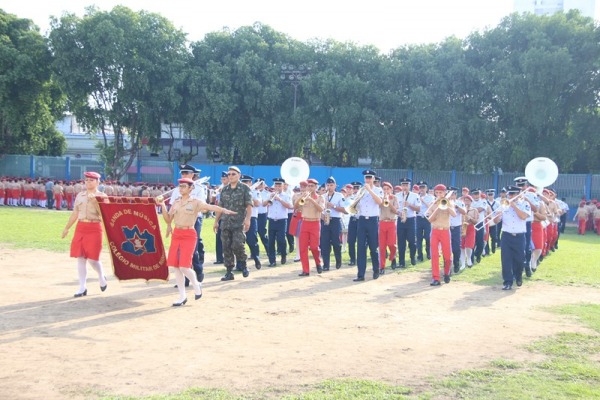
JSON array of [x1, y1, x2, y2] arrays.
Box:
[[227, 172, 237, 176], [179, 184, 191, 188]]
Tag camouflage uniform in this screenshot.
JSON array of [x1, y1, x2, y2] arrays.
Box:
[[219, 183, 252, 273]]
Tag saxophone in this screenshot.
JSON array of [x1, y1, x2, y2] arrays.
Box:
[[401, 207, 408, 223], [461, 213, 468, 237], [323, 209, 331, 225]]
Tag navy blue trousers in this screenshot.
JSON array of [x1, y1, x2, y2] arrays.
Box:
[[320, 217, 342, 268], [268, 218, 287, 264], [500, 232, 525, 286], [356, 217, 379, 278], [396, 217, 416, 265], [347, 217, 358, 263], [416, 216, 431, 258]]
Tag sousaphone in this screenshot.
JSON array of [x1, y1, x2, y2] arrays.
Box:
[[524, 157, 559, 192], [280, 157, 310, 187]]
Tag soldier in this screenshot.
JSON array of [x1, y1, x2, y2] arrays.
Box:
[[320, 177, 346, 271], [264, 178, 293, 266], [470, 188, 487, 264], [255, 178, 270, 253], [214, 166, 253, 281], [484, 189, 500, 254]]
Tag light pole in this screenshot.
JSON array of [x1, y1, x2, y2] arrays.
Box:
[[280, 64, 309, 113]]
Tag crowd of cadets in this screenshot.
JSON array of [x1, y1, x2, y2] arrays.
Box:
[[2, 170, 599, 286]]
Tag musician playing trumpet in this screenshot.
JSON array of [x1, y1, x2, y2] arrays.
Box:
[[378, 182, 399, 274], [394, 178, 421, 268], [427, 184, 456, 286], [295, 178, 325, 276]]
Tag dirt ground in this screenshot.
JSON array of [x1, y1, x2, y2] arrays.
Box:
[[0, 245, 598, 399]]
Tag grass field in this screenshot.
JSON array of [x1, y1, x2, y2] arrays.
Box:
[[1, 207, 599, 399]]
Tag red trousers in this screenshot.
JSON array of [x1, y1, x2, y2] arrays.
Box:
[[66, 193, 74, 210], [299, 220, 321, 273], [54, 193, 63, 209], [595, 218, 600, 235], [578, 219, 586, 234], [531, 222, 544, 250], [431, 228, 451, 281], [378, 220, 397, 268]]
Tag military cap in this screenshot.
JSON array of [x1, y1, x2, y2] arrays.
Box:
[[417, 180, 428, 187], [448, 186, 458, 192], [273, 177, 285, 184], [255, 177, 265, 183], [500, 187, 507, 193], [179, 164, 200, 174], [400, 177, 412, 184], [506, 185, 521, 194], [434, 184, 447, 191], [362, 170, 376, 177], [84, 171, 101, 180], [221, 171, 228, 178], [374, 176, 382, 182], [326, 176, 336, 184], [228, 166, 241, 174], [241, 174, 253, 182], [382, 181, 393, 189], [486, 189, 496, 194], [351, 181, 362, 187], [471, 188, 481, 194], [514, 176, 528, 186], [307, 178, 318, 185]]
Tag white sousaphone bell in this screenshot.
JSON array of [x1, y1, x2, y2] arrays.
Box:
[[280, 157, 310, 187], [524, 157, 559, 192]]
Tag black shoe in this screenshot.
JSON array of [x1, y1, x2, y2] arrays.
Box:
[[444, 274, 450, 284], [198, 272, 205, 283], [213, 261, 224, 265], [74, 289, 87, 298], [100, 278, 107, 292], [516, 279, 523, 287], [172, 298, 188, 307], [268, 262, 276, 267], [380, 268, 385, 275], [411, 256, 417, 266], [353, 277, 365, 282], [242, 268, 250, 278], [298, 272, 310, 276], [476, 255, 481, 264], [525, 267, 532, 278], [289, 245, 294, 254], [254, 257, 262, 270], [399, 263, 406, 269], [195, 291, 203, 300], [453, 266, 460, 274], [427, 254, 431, 260], [390, 259, 397, 269], [373, 270, 380, 280], [221, 273, 234, 281], [348, 261, 356, 266], [281, 255, 287, 265], [235, 266, 244, 272], [430, 280, 441, 286], [335, 261, 342, 269], [502, 284, 512, 290], [322, 266, 330, 272], [317, 265, 323, 274]]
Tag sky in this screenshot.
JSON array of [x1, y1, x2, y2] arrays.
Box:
[[1, 1, 598, 52]]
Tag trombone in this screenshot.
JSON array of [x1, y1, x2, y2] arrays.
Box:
[[156, 176, 210, 202], [345, 187, 366, 215]]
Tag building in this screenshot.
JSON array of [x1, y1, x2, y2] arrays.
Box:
[[514, 0, 596, 18]]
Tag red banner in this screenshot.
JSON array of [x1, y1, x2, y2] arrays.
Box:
[[97, 197, 169, 281]]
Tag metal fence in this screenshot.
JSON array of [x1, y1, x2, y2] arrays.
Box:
[[2, 154, 598, 216]]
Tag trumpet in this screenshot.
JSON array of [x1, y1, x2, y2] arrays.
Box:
[[382, 194, 394, 207], [267, 191, 280, 204], [298, 191, 312, 206]]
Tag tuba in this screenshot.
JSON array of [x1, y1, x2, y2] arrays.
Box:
[[281, 157, 310, 187], [524, 157, 559, 193]]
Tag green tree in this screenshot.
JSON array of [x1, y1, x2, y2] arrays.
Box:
[[0, 10, 65, 155], [48, 6, 187, 179]]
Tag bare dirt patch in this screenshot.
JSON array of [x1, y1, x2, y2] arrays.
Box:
[[1, 246, 598, 399]]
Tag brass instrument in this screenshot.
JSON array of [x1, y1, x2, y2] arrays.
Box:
[[156, 176, 210, 203], [298, 191, 311, 206], [345, 187, 366, 215], [323, 209, 331, 225], [267, 190, 280, 204], [401, 207, 408, 223]]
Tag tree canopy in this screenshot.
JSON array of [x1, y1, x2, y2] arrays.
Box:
[[2, 7, 599, 176]]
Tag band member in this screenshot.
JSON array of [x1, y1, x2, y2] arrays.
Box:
[[289, 181, 307, 262], [353, 170, 383, 282], [213, 171, 229, 265], [460, 195, 479, 270], [470, 188, 487, 264], [61, 172, 109, 298], [530, 192, 547, 272], [320, 177, 346, 271], [340, 185, 352, 252], [395, 178, 420, 268], [427, 184, 457, 285], [493, 185, 531, 290], [295, 178, 325, 276], [170, 164, 207, 285], [53, 180, 64, 210], [346, 182, 362, 266], [255, 178, 270, 252], [514, 177, 538, 276], [264, 178, 293, 266], [448, 187, 465, 273], [214, 166, 253, 281], [496, 187, 507, 244], [162, 178, 235, 305], [378, 182, 398, 274], [594, 203, 600, 235], [283, 181, 295, 255], [416, 181, 434, 262], [484, 189, 500, 254], [241, 174, 261, 270]]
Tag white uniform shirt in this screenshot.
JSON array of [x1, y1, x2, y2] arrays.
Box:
[[523, 192, 539, 222], [358, 187, 383, 217], [250, 189, 260, 218], [500, 200, 531, 234], [257, 190, 269, 214], [472, 198, 487, 223], [418, 193, 435, 217], [396, 191, 420, 218], [450, 199, 465, 227], [267, 192, 291, 220], [323, 191, 346, 218]]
